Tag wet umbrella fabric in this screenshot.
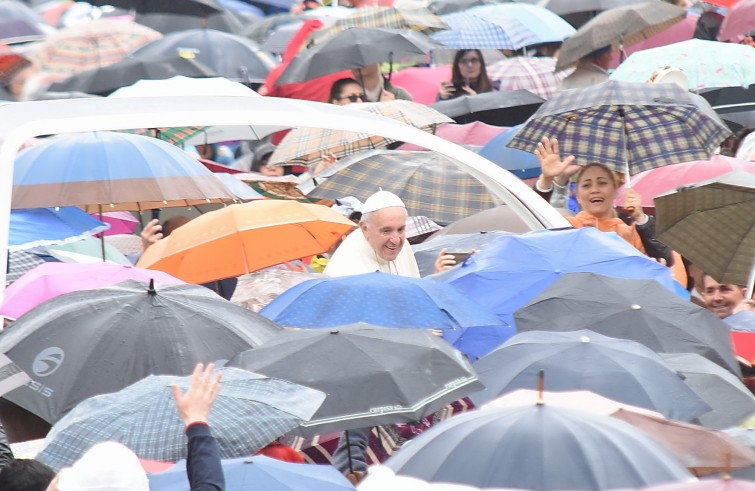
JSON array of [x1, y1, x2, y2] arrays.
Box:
[[8, 207, 108, 252], [367, 404, 691, 491], [514, 273, 740, 376], [228, 325, 483, 436], [131, 29, 275, 83], [88, 0, 223, 16], [431, 90, 544, 127], [310, 6, 448, 44], [36, 367, 324, 471], [470, 329, 710, 422], [0, 280, 281, 424], [429, 204, 538, 236], [506, 80, 731, 176], [516, 0, 648, 16], [148, 455, 354, 491]]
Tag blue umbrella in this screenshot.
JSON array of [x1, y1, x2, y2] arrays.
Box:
[[12, 131, 236, 212], [436, 227, 687, 324], [261, 272, 507, 332], [9, 207, 109, 252], [478, 124, 540, 179], [149, 455, 354, 491]]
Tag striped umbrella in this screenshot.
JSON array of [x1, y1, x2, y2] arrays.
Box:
[[488, 56, 572, 100], [27, 19, 162, 82]]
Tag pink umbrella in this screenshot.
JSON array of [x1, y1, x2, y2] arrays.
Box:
[[92, 211, 139, 236], [609, 13, 699, 69], [720, 0, 755, 41], [615, 155, 755, 207], [398, 121, 507, 150], [0, 262, 185, 320], [390, 65, 451, 105], [488, 56, 571, 99]]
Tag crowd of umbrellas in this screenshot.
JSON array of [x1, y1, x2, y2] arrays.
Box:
[[0, 0, 755, 490]]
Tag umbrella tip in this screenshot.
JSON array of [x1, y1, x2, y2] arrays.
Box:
[[536, 369, 545, 406], [330, 330, 339, 335], [147, 278, 156, 295]]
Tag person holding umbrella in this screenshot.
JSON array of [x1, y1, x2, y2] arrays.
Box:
[[437, 49, 496, 101], [352, 64, 412, 103], [558, 45, 611, 91]]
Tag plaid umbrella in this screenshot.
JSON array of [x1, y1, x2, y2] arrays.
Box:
[[269, 100, 452, 168], [307, 149, 500, 225], [432, 4, 575, 50], [35, 367, 325, 471], [556, 1, 686, 70], [506, 80, 731, 175], [488, 56, 572, 100], [27, 19, 162, 82], [310, 6, 447, 45], [655, 171, 755, 289]]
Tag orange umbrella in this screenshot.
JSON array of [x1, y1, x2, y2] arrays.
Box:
[[136, 200, 355, 284]]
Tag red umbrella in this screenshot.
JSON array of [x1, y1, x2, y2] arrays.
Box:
[[615, 155, 755, 208], [399, 121, 506, 149], [390, 65, 451, 105]]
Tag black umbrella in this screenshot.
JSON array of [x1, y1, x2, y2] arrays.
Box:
[[361, 404, 692, 491], [227, 324, 483, 437], [131, 28, 276, 83], [0, 279, 281, 424], [48, 56, 219, 96], [431, 90, 545, 127], [514, 272, 741, 376], [88, 0, 224, 16], [469, 329, 710, 422], [134, 11, 245, 35], [275, 27, 440, 86]]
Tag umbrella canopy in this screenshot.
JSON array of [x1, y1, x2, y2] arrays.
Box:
[[0, 18, 46, 45], [432, 4, 575, 50], [470, 329, 711, 421], [228, 325, 483, 436], [306, 149, 500, 225], [137, 200, 356, 284], [431, 90, 544, 127], [8, 207, 108, 253], [0, 280, 281, 424], [556, 2, 686, 70], [436, 227, 684, 325], [0, 262, 185, 321], [310, 6, 447, 44], [133, 10, 245, 35], [35, 367, 324, 471], [719, 0, 755, 41], [610, 39, 755, 91], [27, 19, 162, 82], [516, 0, 649, 16], [95, 211, 139, 236], [646, 478, 755, 491], [11, 131, 238, 212], [88, 0, 224, 15], [389, 65, 451, 106], [48, 55, 219, 96], [362, 404, 692, 491], [131, 28, 275, 83], [0, 353, 30, 399], [260, 271, 507, 332], [478, 124, 540, 179], [514, 272, 740, 375], [655, 171, 755, 288], [483, 388, 663, 416], [230, 269, 325, 313], [614, 155, 755, 208], [488, 56, 571, 100], [396, 121, 507, 150], [149, 455, 354, 491], [506, 80, 731, 175], [430, 203, 537, 236], [660, 353, 755, 430], [275, 27, 439, 86], [412, 231, 513, 277], [428, 0, 498, 15], [269, 100, 452, 169]]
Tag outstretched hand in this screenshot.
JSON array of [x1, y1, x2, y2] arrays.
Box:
[[534, 137, 577, 188], [172, 363, 222, 426]]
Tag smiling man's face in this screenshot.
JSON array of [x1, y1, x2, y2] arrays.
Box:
[[702, 275, 747, 319], [359, 206, 407, 262]]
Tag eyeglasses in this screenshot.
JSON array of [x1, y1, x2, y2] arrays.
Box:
[[459, 57, 481, 65], [340, 94, 365, 102]]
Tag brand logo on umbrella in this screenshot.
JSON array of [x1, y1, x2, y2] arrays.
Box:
[[32, 347, 64, 377]]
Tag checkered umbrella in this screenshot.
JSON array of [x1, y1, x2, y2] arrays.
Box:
[[27, 19, 162, 83], [488, 56, 572, 100], [36, 367, 325, 471], [307, 149, 500, 225], [655, 171, 755, 289], [269, 100, 452, 169], [432, 3, 575, 50], [506, 80, 731, 176], [310, 6, 447, 45]]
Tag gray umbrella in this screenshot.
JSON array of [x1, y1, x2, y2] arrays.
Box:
[[0, 279, 281, 424], [469, 329, 710, 422], [227, 324, 483, 437], [429, 204, 538, 236], [659, 353, 755, 430], [431, 90, 544, 127], [514, 273, 741, 376], [516, 0, 649, 16], [372, 404, 692, 490], [412, 231, 512, 277]]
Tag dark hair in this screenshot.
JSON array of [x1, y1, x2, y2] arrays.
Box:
[[451, 49, 493, 94], [575, 162, 618, 187], [0, 459, 56, 491], [328, 78, 361, 104]]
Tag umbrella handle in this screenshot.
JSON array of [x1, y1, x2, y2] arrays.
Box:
[[748, 262, 755, 299]]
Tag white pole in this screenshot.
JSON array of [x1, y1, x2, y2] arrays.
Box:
[[747, 260, 755, 299]]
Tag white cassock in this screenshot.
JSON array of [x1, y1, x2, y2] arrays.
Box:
[[323, 229, 420, 278]]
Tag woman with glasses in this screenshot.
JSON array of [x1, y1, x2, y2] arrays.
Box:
[[328, 78, 365, 105], [438, 49, 496, 101]]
